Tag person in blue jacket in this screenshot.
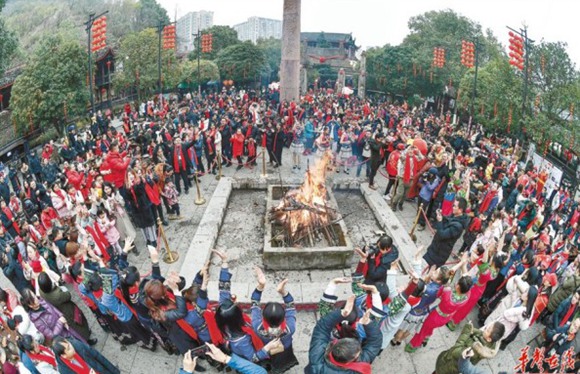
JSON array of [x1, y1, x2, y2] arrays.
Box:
[[305, 307, 381, 373], [179, 344, 268, 374], [213, 250, 282, 365], [251, 267, 299, 372]]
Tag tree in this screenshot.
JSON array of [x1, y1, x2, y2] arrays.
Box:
[[114, 28, 160, 101], [257, 37, 281, 82], [10, 34, 88, 135], [189, 25, 239, 61], [0, 0, 17, 76], [180, 59, 220, 88], [215, 42, 266, 86], [136, 0, 169, 28], [457, 57, 522, 134], [525, 41, 579, 144]]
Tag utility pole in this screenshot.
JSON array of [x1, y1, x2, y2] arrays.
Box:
[[468, 39, 480, 137], [195, 30, 201, 96], [507, 25, 534, 138], [156, 20, 176, 101], [84, 11, 108, 116], [157, 20, 163, 100]]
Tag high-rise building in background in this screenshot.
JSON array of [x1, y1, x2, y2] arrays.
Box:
[[176, 10, 214, 53], [233, 17, 282, 44]]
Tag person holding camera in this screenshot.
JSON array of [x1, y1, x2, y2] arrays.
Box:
[[354, 235, 399, 284], [416, 167, 441, 231]]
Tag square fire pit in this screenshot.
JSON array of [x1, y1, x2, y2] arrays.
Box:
[[263, 185, 353, 270]]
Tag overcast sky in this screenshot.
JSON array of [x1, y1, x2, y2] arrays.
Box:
[[157, 0, 580, 66]]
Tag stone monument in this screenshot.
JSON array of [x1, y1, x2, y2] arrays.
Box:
[[336, 68, 346, 94], [358, 51, 367, 99], [280, 0, 301, 102], [300, 65, 308, 94]]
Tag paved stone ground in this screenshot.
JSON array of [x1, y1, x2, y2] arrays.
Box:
[[0, 130, 542, 373]]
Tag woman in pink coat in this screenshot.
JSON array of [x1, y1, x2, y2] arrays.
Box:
[[96, 209, 122, 255], [49, 182, 74, 222]]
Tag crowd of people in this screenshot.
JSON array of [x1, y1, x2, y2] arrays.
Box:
[[0, 86, 577, 373]]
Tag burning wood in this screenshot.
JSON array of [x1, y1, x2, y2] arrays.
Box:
[[269, 151, 340, 247]]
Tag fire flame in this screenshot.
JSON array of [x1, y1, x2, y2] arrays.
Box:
[[270, 151, 337, 246]]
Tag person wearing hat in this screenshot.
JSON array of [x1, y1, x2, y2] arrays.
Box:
[[530, 273, 558, 325]]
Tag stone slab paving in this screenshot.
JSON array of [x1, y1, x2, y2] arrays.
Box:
[[0, 141, 541, 373]]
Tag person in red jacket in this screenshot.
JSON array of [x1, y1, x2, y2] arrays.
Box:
[[230, 128, 245, 170], [103, 142, 131, 190], [385, 143, 405, 199]]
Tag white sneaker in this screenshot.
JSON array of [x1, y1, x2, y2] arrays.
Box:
[[384, 195, 392, 201]]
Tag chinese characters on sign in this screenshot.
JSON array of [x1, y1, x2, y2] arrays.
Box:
[[514, 346, 576, 373]]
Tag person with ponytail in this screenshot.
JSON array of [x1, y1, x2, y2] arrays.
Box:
[[81, 270, 156, 351], [142, 272, 209, 369], [393, 264, 453, 347], [406, 271, 473, 353], [213, 250, 282, 364], [251, 267, 299, 372], [377, 277, 426, 349], [52, 336, 119, 374]]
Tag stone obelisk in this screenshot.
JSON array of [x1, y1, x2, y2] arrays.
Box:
[[358, 51, 367, 99], [280, 0, 301, 103]]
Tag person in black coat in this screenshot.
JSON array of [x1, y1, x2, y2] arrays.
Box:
[[305, 308, 381, 373], [125, 173, 157, 247], [424, 197, 470, 267], [52, 336, 120, 374], [368, 133, 386, 189], [40, 158, 60, 186], [168, 136, 194, 194], [272, 124, 286, 168], [0, 175, 10, 204], [355, 235, 400, 284], [27, 152, 42, 183], [0, 247, 31, 294]]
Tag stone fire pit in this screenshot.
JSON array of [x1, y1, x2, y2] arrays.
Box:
[[263, 185, 353, 270]]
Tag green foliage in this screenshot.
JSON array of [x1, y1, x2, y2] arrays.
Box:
[[215, 41, 266, 85], [457, 58, 521, 132], [180, 59, 220, 88], [0, 16, 17, 77], [189, 25, 240, 61], [10, 34, 88, 135], [526, 41, 579, 145], [366, 9, 500, 98], [2, 0, 168, 65], [257, 37, 281, 81], [136, 0, 169, 28], [113, 28, 158, 100]]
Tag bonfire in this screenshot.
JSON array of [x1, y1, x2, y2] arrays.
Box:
[[269, 151, 341, 247]]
